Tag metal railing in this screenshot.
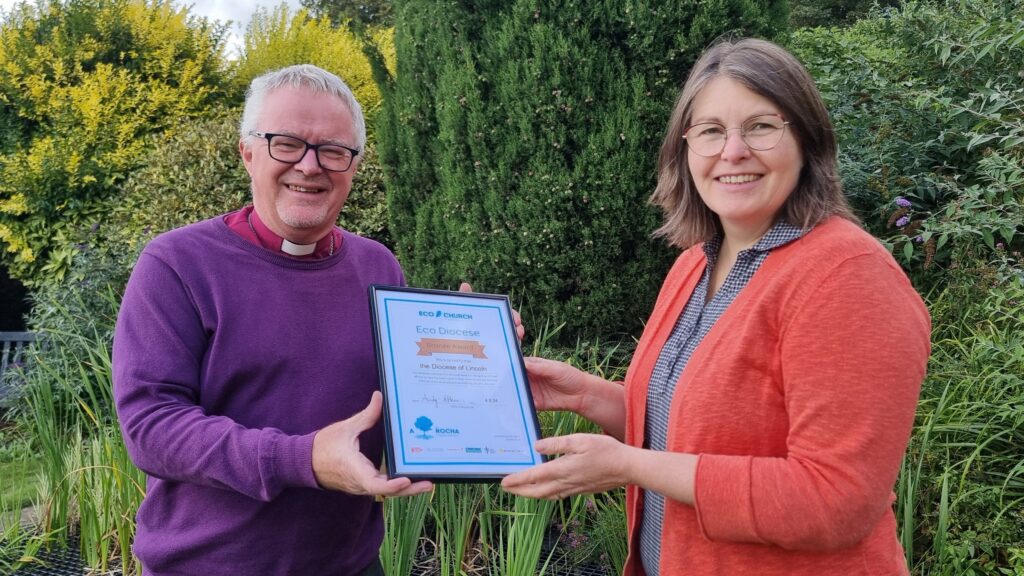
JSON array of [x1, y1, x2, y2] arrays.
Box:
[[1, 331, 37, 407]]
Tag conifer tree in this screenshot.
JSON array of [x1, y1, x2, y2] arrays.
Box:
[[378, 0, 787, 339]]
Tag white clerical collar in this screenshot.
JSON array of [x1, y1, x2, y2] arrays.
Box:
[[280, 238, 317, 256]]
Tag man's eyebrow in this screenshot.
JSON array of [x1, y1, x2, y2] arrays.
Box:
[[274, 131, 354, 147]]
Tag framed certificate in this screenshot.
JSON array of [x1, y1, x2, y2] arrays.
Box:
[[369, 285, 545, 482]]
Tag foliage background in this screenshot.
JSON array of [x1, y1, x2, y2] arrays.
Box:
[[0, 0, 1022, 574], [0, 0, 231, 287]]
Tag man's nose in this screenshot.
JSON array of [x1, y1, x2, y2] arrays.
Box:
[[294, 147, 323, 173]]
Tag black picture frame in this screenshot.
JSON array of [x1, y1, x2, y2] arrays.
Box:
[[368, 285, 545, 482]]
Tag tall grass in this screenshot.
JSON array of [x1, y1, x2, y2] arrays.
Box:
[[479, 489, 558, 576], [897, 285, 1024, 575], [429, 483, 485, 576], [0, 493, 50, 572], [11, 292, 145, 574], [380, 492, 431, 576], [8, 281, 1021, 576]]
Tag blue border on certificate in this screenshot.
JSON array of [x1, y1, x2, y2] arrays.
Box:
[[369, 286, 545, 481], [382, 297, 537, 468]]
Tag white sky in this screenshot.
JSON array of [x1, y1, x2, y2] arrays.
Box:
[[0, 0, 306, 59]]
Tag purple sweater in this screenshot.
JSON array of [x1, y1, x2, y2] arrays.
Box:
[[113, 215, 404, 575]]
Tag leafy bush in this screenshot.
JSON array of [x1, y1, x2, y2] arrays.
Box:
[[233, 5, 396, 121], [788, 0, 899, 27], [0, 0, 231, 287], [22, 111, 250, 349], [898, 284, 1024, 575], [378, 0, 787, 342], [301, 0, 395, 27], [789, 0, 1023, 293]]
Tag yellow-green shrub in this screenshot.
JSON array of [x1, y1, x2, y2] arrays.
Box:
[[233, 5, 395, 120], [0, 0, 230, 286]]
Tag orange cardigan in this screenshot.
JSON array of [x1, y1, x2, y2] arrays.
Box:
[[622, 217, 930, 576]]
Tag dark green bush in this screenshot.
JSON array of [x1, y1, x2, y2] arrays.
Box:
[[378, 0, 788, 341], [788, 0, 1023, 294]]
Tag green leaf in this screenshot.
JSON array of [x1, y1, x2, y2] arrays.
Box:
[[1001, 227, 1015, 244], [966, 133, 999, 151], [903, 241, 914, 261], [982, 228, 995, 250]]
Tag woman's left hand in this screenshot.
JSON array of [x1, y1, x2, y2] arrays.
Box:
[[501, 433, 633, 500]]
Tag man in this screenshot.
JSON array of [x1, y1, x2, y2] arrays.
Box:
[[113, 65, 433, 576]]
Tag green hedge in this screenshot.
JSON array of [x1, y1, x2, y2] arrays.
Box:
[[787, 2, 1024, 571], [377, 0, 787, 341]]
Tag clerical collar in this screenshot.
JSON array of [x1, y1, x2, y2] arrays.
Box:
[[225, 206, 338, 259], [279, 236, 317, 256]]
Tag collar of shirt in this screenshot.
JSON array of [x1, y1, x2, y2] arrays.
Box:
[[224, 205, 340, 259], [703, 220, 807, 266]]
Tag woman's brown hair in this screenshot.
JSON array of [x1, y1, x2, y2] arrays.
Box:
[[650, 38, 858, 249]]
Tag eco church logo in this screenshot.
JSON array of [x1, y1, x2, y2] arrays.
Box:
[[417, 308, 474, 320]]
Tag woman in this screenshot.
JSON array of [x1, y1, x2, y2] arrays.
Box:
[[501, 38, 931, 575]]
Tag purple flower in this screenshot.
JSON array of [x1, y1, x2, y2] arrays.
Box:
[[895, 197, 912, 208], [913, 235, 924, 243], [896, 216, 910, 227]]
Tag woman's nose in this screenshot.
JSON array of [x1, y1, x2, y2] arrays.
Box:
[[718, 129, 751, 162]]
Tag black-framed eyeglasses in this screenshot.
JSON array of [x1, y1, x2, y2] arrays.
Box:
[[250, 131, 360, 173], [682, 114, 790, 157]]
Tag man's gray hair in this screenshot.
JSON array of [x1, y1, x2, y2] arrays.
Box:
[[239, 64, 366, 151]]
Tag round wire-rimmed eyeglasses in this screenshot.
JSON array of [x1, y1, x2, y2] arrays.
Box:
[[682, 114, 790, 157]]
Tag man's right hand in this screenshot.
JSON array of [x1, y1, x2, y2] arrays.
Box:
[[311, 391, 433, 497]]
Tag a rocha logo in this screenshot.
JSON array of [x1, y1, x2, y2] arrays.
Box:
[[412, 416, 433, 439], [410, 416, 459, 439]]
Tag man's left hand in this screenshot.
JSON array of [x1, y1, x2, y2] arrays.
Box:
[[459, 282, 525, 341]]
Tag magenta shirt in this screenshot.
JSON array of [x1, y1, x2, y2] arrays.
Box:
[[224, 205, 342, 259]]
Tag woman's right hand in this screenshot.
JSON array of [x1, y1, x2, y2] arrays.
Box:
[[523, 356, 589, 413]]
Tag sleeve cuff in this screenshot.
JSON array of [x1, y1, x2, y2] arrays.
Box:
[[694, 454, 761, 543], [264, 430, 320, 491]]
